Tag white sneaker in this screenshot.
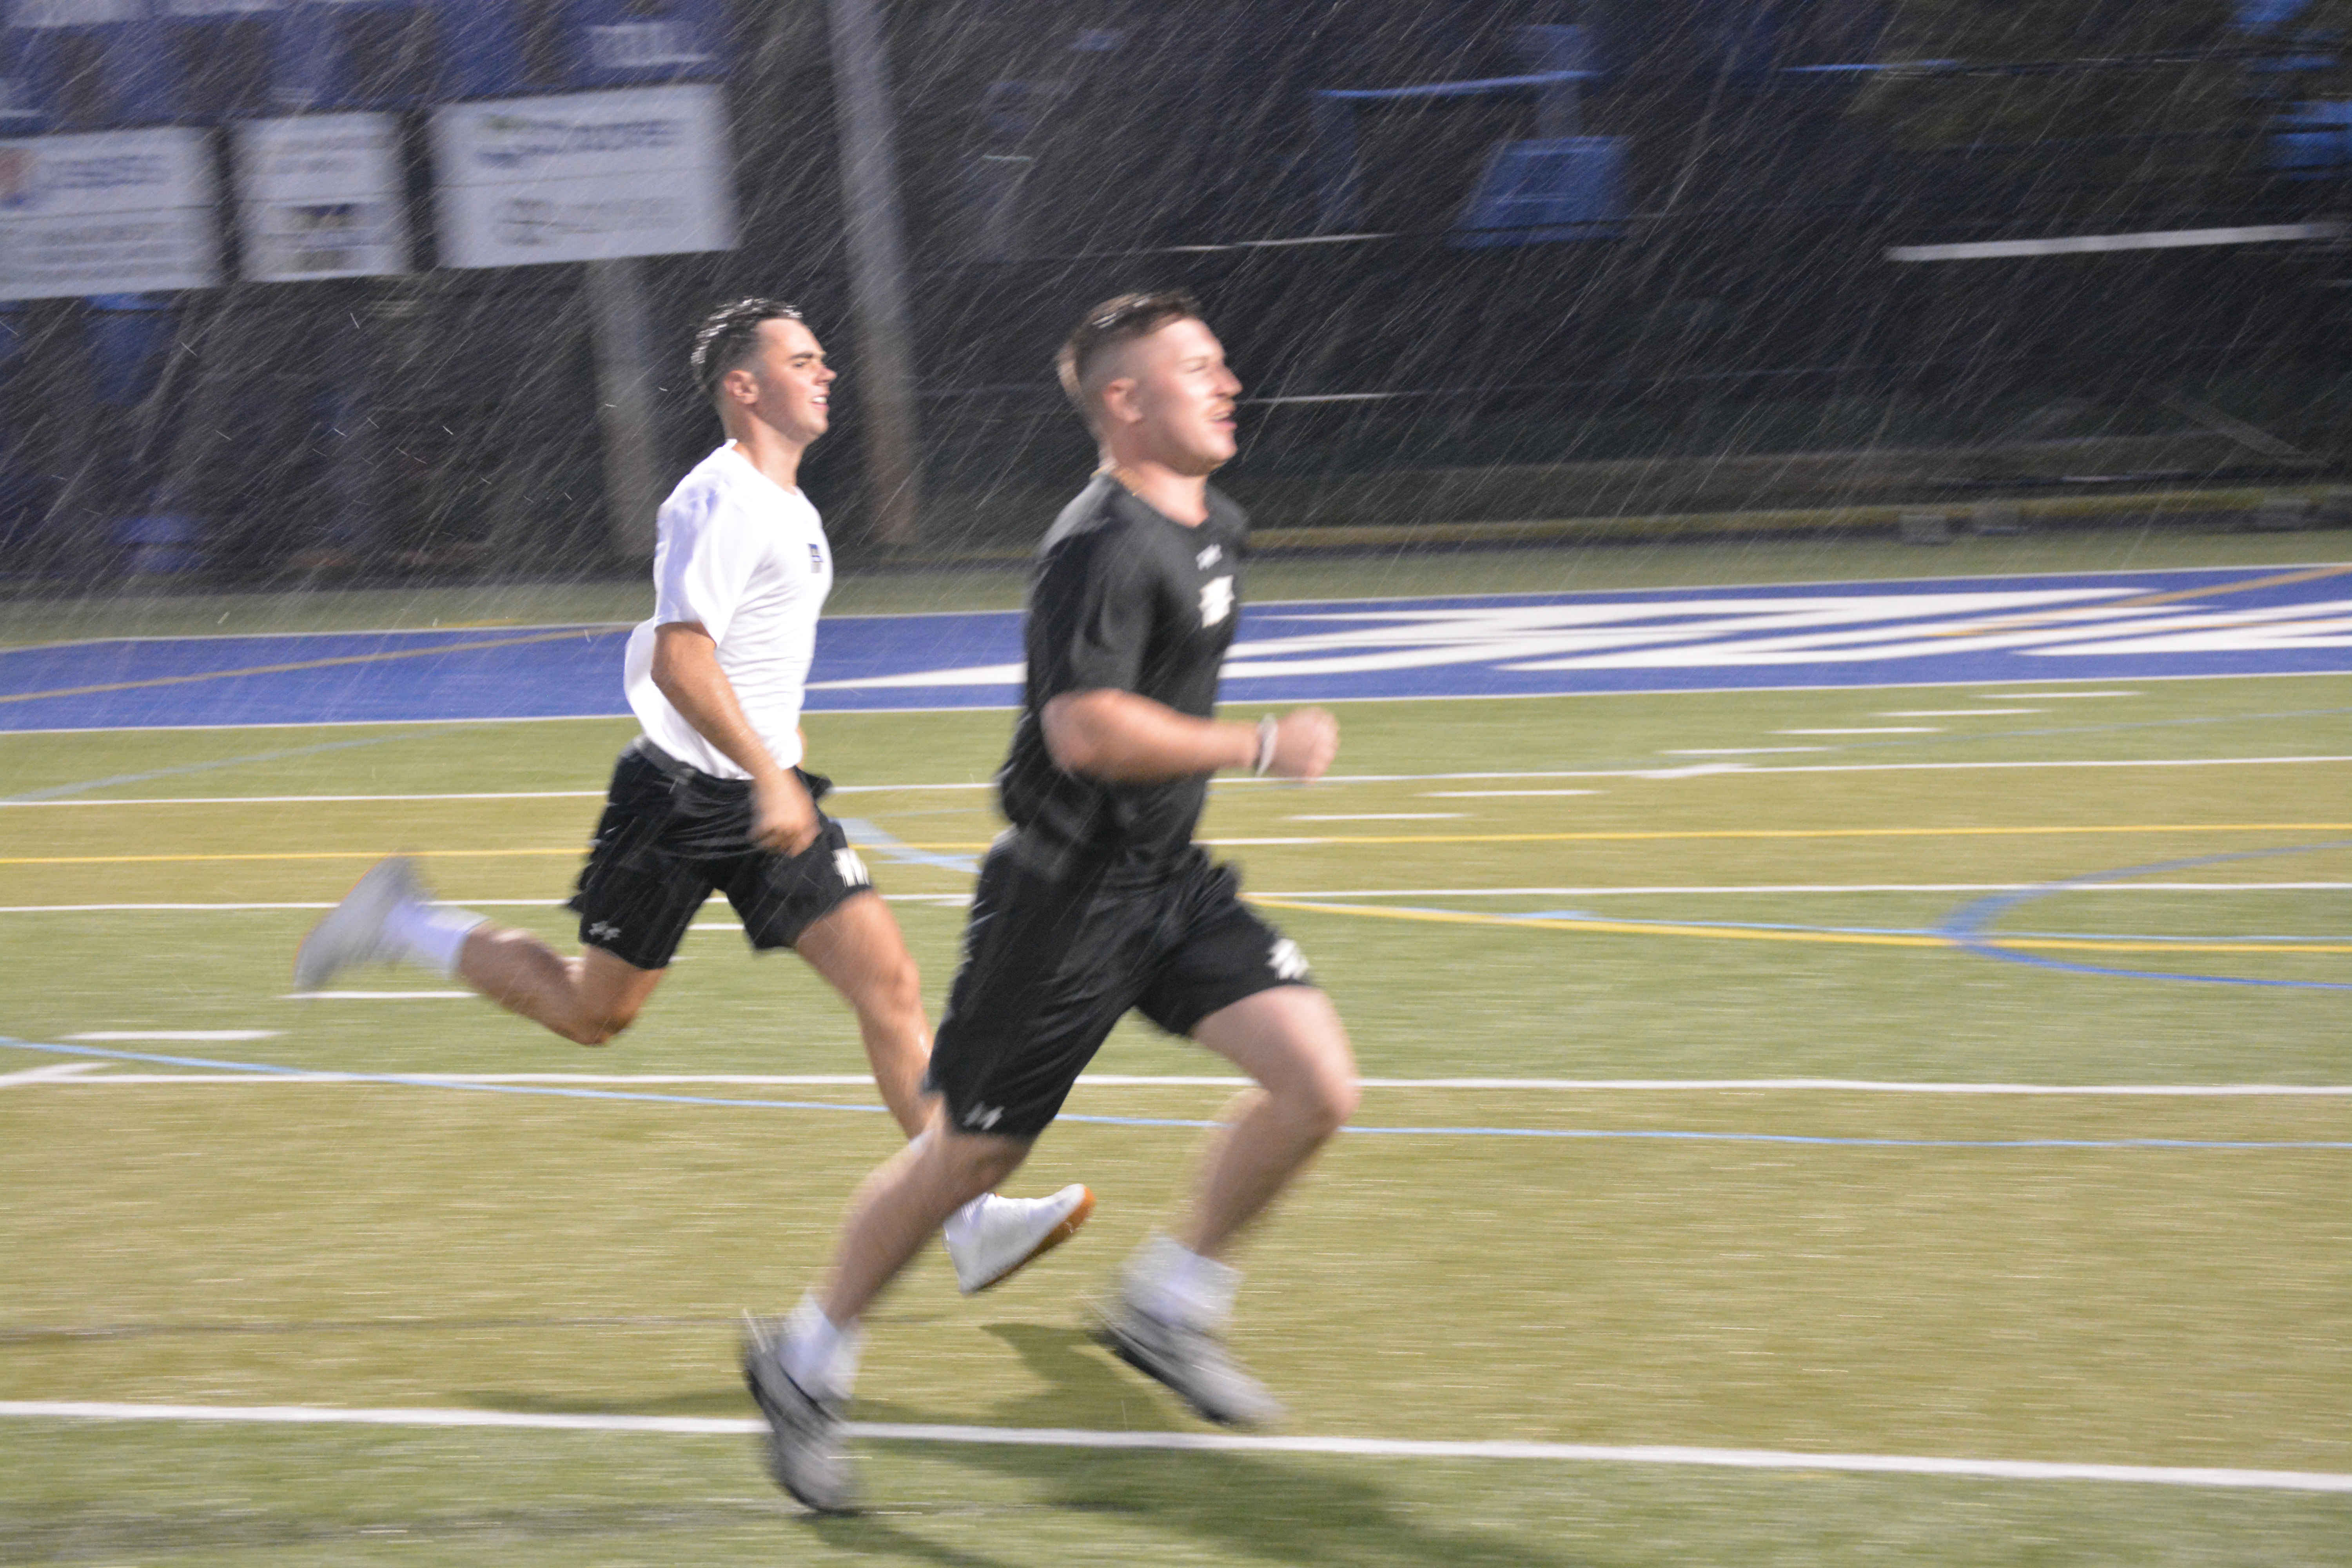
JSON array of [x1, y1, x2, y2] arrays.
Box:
[[942, 1185, 1096, 1294], [293, 857, 419, 991], [1093, 1294, 1284, 1429]]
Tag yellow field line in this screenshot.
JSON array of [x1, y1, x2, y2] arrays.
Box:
[[5, 823, 2350, 866], [1928, 563, 2352, 639], [1248, 897, 2352, 956], [1195, 824, 2352, 848], [0, 628, 608, 707]]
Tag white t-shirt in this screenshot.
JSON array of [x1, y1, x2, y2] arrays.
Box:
[[624, 441, 833, 777]]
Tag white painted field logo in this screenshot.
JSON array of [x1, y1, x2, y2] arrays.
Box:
[[1200, 575, 1234, 628], [1269, 938, 1309, 981], [834, 848, 871, 887]]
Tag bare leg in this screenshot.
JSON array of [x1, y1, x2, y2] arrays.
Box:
[[458, 927, 664, 1047], [1178, 986, 1358, 1259], [818, 1111, 1033, 1323], [792, 892, 930, 1138]]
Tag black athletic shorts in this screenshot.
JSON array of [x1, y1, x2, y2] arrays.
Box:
[[566, 741, 875, 972], [923, 837, 1313, 1140]]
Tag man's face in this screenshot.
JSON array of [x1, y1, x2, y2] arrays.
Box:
[[728, 318, 835, 443], [1104, 317, 1242, 473]]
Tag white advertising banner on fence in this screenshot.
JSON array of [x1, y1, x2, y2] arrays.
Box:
[[431, 84, 734, 269], [0, 128, 220, 299], [236, 113, 409, 281]]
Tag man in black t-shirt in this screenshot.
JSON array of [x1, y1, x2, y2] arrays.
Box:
[[744, 292, 1360, 1512]]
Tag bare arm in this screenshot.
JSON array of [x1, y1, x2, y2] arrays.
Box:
[[650, 621, 818, 853], [1042, 690, 1338, 784]]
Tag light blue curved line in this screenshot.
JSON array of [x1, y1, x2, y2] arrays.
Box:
[[5, 1039, 2344, 1151], [837, 817, 981, 876], [1513, 909, 2352, 945], [1940, 843, 2352, 992], [0, 1039, 896, 1117]]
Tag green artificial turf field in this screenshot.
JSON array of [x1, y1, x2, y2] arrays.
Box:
[[3, 534, 2348, 1564]]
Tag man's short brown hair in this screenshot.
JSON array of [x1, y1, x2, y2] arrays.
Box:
[[691, 296, 804, 402], [1055, 289, 1203, 432]]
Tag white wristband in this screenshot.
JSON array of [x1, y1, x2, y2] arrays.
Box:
[[1252, 715, 1279, 777]]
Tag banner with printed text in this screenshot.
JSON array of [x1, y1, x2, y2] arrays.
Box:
[[0, 127, 220, 299], [236, 113, 409, 282], [430, 83, 733, 268]]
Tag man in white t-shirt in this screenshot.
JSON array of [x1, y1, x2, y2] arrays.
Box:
[[295, 298, 1093, 1296]]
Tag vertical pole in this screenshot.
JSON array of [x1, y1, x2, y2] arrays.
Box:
[[584, 254, 662, 563], [827, 0, 921, 549]]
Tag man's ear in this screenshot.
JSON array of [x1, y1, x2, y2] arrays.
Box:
[[1098, 375, 1142, 428], [720, 365, 760, 407]]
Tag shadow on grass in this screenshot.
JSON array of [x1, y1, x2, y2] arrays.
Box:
[[460, 1322, 1585, 1564], [0, 1499, 805, 1563], [822, 1323, 1586, 1568]]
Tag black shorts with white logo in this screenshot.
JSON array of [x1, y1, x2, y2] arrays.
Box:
[[923, 838, 1313, 1140], [566, 742, 875, 972]]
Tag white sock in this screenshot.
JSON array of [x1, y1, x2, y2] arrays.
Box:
[[781, 1292, 862, 1402], [1125, 1233, 1239, 1331], [382, 900, 487, 978]]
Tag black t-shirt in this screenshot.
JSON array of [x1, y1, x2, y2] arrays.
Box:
[[998, 474, 1249, 874]]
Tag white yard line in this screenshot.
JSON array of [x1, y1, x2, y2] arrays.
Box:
[[4, 882, 2345, 917], [0, 1061, 106, 1086], [0, 1401, 2341, 1492], [1287, 813, 1463, 821], [0, 784, 992, 806], [1, 668, 2340, 739], [1881, 709, 2043, 717], [1779, 726, 1944, 735], [1424, 789, 1600, 797], [17, 1070, 2348, 1096], [278, 991, 477, 1001], [7, 753, 2350, 807], [2, 754, 2346, 810], [1748, 755, 2352, 775]]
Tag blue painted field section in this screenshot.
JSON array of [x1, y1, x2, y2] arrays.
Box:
[[2, 564, 2347, 731]]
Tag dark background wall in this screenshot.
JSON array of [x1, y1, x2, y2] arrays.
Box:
[[0, 0, 2342, 583]]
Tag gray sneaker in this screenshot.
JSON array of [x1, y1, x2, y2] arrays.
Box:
[[740, 1313, 854, 1513], [292, 857, 419, 991], [1093, 1298, 1284, 1429]]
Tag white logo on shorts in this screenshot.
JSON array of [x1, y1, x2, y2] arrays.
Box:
[[964, 1103, 1004, 1130], [1269, 937, 1309, 980], [587, 920, 622, 944], [833, 848, 871, 887], [1200, 575, 1234, 628]]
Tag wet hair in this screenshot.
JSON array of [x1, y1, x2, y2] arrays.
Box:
[[691, 297, 805, 402], [1055, 289, 1203, 432]]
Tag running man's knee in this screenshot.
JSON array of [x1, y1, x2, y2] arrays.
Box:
[[557, 996, 642, 1047], [1285, 1053, 1359, 1142], [1196, 985, 1359, 1142]]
